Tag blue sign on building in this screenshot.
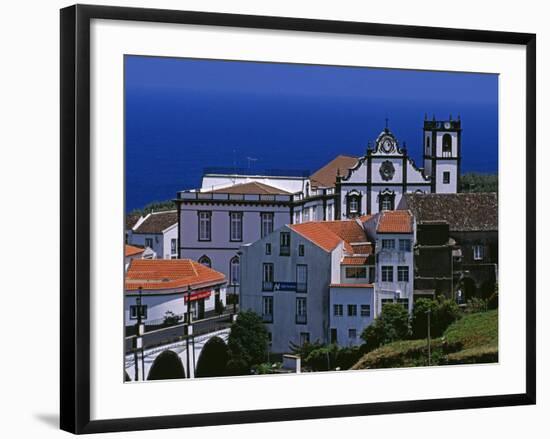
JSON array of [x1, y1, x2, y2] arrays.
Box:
[[274, 282, 297, 291]]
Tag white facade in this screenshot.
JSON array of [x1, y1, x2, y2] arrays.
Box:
[[201, 173, 309, 194], [240, 225, 339, 353], [329, 285, 375, 347], [124, 286, 227, 327], [127, 211, 178, 260]]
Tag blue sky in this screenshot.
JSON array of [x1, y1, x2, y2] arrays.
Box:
[[125, 55, 498, 211]]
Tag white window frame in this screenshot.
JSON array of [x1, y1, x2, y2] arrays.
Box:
[[198, 211, 211, 241], [230, 256, 240, 285], [381, 265, 393, 282], [261, 212, 274, 238], [333, 304, 343, 317], [230, 212, 243, 242], [473, 244, 484, 260], [382, 239, 395, 250], [360, 304, 371, 317], [398, 239, 411, 252], [398, 266, 409, 282]]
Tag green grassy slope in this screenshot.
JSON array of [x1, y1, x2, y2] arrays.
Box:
[[351, 310, 498, 370]]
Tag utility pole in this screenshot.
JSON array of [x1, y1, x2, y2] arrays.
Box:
[[186, 287, 192, 378], [426, 308, 432, 366]]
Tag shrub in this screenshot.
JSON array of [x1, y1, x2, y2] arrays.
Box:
[[465, 297, 488, 314], [162, 310, 182, 326], [411, 296, 461, 339], [361, 303, 410, 350]]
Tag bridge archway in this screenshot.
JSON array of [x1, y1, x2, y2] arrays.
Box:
[[147, 350, 186, 381], [195, 336, 229, 378]]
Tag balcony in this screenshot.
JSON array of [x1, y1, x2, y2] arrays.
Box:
[[295, 314, 307, 325]]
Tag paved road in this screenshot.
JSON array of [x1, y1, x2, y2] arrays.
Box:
[[125, 313, 233, 353]]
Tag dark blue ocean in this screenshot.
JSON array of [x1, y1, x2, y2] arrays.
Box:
[[125, 56, 498, 212]]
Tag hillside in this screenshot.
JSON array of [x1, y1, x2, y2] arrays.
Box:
[[351, 310, 498, 370]]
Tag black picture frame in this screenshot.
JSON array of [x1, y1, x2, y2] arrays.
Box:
[[60, 4, 536, 434]]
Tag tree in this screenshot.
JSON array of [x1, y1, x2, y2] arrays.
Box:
[[226, 311, 269, 375], [196, 336, 230, 378], [460, 173, 498, 193], [361, 303, 410, 350], [411, 296, 461, 339]]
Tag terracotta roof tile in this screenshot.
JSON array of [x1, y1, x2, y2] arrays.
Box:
[[310, 155, 358, 188], [350, 243, 373, 255], [125, 259, 225, 291], [341, 256, 370, 265], [377, 210, 413, 234], [125, 244, 144, 257], [205, 181, 290, 195], [133, 211, 178, 234], [290, 220, 367, 253]]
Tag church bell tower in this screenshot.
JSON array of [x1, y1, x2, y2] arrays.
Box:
[[423, 115, 461, 194]]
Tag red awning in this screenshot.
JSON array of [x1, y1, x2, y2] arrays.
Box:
[[184, 290, 211, 302]]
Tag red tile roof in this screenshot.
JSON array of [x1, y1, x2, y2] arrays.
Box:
[[125, 259, 225, 291], [205, 181, 290, 195], [125, 244, 144, 257], [377, 210, 413, 234], [329, 283, 374, 288], [350, 243, 373, 255], [310, 155, 358, 188], [290, 220, 367, 253], [341, 256, 371, 266]]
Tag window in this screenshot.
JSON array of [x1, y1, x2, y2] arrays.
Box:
[[398, 298, 409, 310], [198, 211, 211, 241], [426, 135, 431, 152], [348, 328, 357, 339], [280, 231, 291, 256], [262, 263, 274, 291], [296, 264, 308, 292], [398, 239, 411, 252], [379, 192, 395, 211], [333, 304, 343, 316], [170, 238, 177, 256], [473, 244, 484, 261], [300, 332, 310, 345], [296, 298, 307, 324], [261, 213, 274, 238], [443, 171, 450, 184], [442, 133, 452, 156], [129, 304, 147, 320], [360, 304, 371, 317], [381, 266, 393, 282], [303, 208, 310, 222], [230, 256, 240, 285], [345, 267, 367, 279], [262, 296, 273, 323], [145, 237, 153, 248], [326, 204, 333, 221], [265, 243, 271, 255], [347, 304, 357, 317], [368, 266, 376, 283], [198, 255, 211, 268], [294, 211, 300, 224], [382, 239, 395, 250], [299, 244, 305, 256], [229, 212, 243, 242], [381, 298, 394, 308], [310, 207, 317, 221], [397, 266, 409, 282]]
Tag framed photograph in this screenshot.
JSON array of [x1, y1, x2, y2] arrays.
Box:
[[60, 4, 536, 434]]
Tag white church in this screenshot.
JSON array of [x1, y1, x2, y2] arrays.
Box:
[[175, 115, 461, 285]]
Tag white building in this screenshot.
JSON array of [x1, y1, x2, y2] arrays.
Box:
[[124, 259, 227, 328], [176, 117, 458, 284], [239, 210, 415, 352], [127, 210, 178, 260]]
